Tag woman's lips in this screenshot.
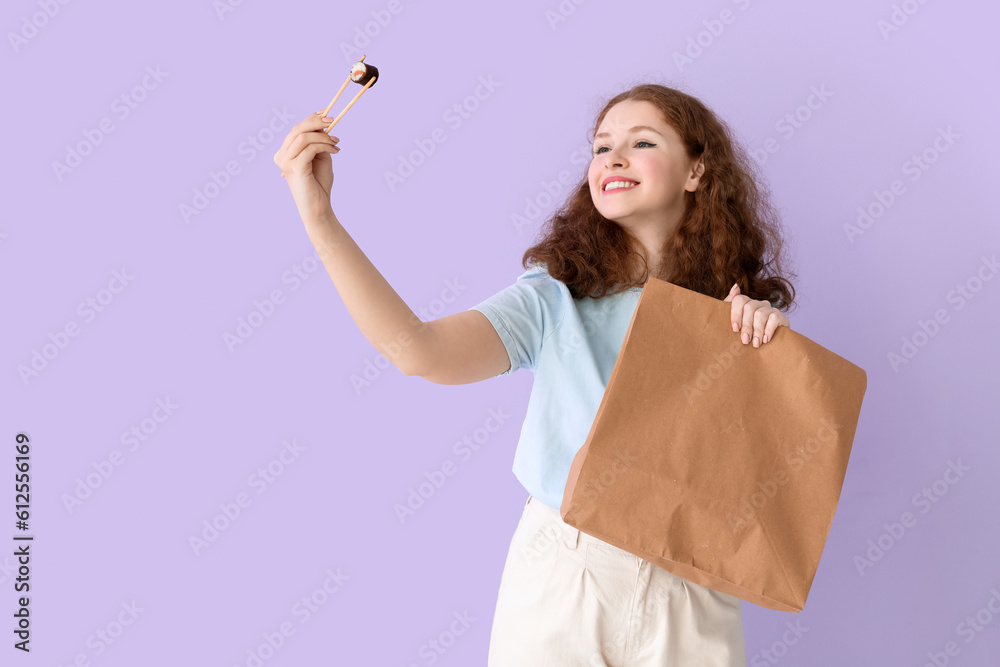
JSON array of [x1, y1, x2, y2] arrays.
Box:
[[604, 183, 639, 195]]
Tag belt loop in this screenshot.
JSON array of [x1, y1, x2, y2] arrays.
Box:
[[564, 525, 580, 550]]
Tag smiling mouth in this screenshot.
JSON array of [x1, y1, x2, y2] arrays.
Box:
[[603, 181, 639, 193]]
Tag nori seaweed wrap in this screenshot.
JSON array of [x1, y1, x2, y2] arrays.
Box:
[[350, 61, 379, 87]]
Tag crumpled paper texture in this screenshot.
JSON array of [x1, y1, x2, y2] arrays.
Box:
[[561, 277, 868, 612]]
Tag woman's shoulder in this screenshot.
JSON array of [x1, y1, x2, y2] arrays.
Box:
[[510, 262, 574, 302], [516, 262, 639, 301], [515, 261, 555, 283]]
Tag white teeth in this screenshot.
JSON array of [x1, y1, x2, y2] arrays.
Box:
[[604, 180, 637, 191]]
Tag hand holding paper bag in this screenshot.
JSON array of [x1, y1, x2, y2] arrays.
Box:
[[560, 276, 867, 613], [724, 282, 791, 347]]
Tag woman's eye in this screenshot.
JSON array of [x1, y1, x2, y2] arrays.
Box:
[[592, 140, 656, 155]]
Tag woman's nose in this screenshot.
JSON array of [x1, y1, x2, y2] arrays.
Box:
[[603, 149, 626, 167]]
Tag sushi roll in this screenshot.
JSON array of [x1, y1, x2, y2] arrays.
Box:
[[350, 61, 379, 87]]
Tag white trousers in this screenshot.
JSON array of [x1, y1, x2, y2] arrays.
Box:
[[487, 494, 747, 666]]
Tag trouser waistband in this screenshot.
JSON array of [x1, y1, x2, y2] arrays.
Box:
[[525, 494, 585, 551]]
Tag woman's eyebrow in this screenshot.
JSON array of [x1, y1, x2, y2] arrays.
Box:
[[593, 125, 664, 139]]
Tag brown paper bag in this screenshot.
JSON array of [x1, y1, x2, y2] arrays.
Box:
[[560, 276, 867, 612]]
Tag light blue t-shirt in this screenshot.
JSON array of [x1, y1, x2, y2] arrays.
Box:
[[469, 263, 643, 510]]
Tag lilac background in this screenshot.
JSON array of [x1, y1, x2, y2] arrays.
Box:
[[4, 0, 999, 664]]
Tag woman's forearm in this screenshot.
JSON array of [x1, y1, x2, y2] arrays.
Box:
[[303, 210, 430, 376]]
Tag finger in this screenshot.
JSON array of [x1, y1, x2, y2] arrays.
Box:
[[286, 131, 340, 163], [739, 300, 757, 344], [762, 312, 780, 344], [290, 138, 341, 167], [751, 307, 772, 348], [724, 283, 740, 331], [730, 294, 749, 333], [279, 113, 316, 154], [280, 113, 342, 154], [281, 139, 341, 175], [276, 129, 339, 169], [284, 143, 337, 178], [312, 114, 340, 141], [763, 312, 790, 343]]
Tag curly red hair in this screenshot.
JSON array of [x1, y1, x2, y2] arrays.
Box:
[[521, 83, 797, 311]]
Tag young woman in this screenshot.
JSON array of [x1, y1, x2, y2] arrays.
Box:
[[275, 82, 796, 666]]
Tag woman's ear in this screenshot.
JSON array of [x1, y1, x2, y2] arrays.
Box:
[[686, 159, 705, 192]]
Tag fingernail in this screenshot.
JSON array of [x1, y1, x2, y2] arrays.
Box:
[[753, 336, 760, 347], [731, 283, 738, 292], [732, 322, 739, 332], [742, 332, 749, 344], [763, 334, 769, 344]]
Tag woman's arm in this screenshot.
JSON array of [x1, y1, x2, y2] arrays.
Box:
[[275, 111, 506, 381], [305, 210, 430, 377], [306, 213, 509, 383]]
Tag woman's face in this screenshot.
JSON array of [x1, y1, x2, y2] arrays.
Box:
[[588, 99, 703, 230]]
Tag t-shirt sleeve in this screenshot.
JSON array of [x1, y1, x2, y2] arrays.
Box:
[[468, 265, 563, 376]]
